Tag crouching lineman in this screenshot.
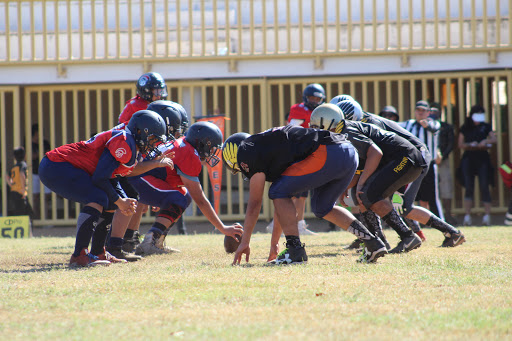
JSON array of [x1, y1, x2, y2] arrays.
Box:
[[332, 98, 465, 249], [39, 110, 170, 267], [222, 125, 388, 265], [310, 103, 427, 253], [128, 121, 243, 255]]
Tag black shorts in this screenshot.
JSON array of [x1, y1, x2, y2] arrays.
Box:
[[359, 156, 423, 209], [415, 162, 436, 202], [7, 192, 34, 218]]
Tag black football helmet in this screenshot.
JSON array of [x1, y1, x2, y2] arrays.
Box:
[[169, 102, 189, 136], [126, 110, 167, 155], [222, 132, 250, 175], [302, 83, 326, 110], [147, 100, 182, 139], [136, 72, 168, 102], [185, 121, 223, 167]]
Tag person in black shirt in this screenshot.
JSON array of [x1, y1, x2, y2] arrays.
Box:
[[222, 123, 387, 265], [313, 103, 423, 253], [458, 105, 497, 226], [314, 102, 466, 251], [332, 98, 466, 249]]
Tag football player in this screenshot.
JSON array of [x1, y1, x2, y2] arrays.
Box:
[[336, 99, 465, 248], [106, 101, 184, 260], [39, 110, 170, 267], [128, 121, 243, 256], [277, 83, 326, 236], [222, 124, 387, 265]]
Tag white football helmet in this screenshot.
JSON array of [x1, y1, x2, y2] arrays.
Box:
[[310, 103, 344, 131]]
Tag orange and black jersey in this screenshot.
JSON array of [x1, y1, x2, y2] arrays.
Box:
[[337, 120, 427, 169], [237, 125, 349, 182]]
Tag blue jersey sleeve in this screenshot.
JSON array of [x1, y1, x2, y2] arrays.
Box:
[[92, 149, 122, 204]]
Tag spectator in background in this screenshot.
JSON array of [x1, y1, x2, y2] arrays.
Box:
[[30, 124, 51, 219], [401, 100, 443, 240], [431, 104, 458, 226], [458, 105, 497, 226], [5, 147, 33, 220], [379, 105, 399, 122]]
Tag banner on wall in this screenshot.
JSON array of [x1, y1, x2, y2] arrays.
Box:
[[195, 115, 229, 214]]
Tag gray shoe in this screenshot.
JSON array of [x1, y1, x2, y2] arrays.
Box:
[[155, 235, 181, 253], [135, 232, 168, 256], [389, 233, 422, 254]]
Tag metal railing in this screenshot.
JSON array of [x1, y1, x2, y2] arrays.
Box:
[[0, 0, 510, 65], [1, 70, 511, 226]]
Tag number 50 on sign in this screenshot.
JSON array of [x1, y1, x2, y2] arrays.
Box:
[[0, 216, 31, 238]]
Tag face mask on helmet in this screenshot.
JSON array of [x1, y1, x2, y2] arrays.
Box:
[[185, 122, 223, 167], [302, 84, 326, 111], [127, 110, 167, 158], [136, 72, 168, 102]]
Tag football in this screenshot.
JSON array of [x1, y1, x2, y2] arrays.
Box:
[[224, 234, 242, 253]]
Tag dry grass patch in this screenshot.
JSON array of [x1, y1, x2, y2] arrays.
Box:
[[1, 226, 511, 340]]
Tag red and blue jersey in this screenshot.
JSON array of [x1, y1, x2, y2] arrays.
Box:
[[288, 102, 313, 128], [118, 95, 150, 124], [143, 137, 202, 194], [46, 130, 138, 177]]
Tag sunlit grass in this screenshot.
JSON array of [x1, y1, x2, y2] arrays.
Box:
[[1, 226, 511, 340]]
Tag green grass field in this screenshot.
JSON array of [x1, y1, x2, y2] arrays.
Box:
[[1, 226, 511, 340]]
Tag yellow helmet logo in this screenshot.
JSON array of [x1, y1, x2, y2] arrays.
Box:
[[222, 142, 239, 172], [335, 120, 345, 134]]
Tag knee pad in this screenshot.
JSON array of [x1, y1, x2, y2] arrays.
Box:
[[158, 204, 185, 224]]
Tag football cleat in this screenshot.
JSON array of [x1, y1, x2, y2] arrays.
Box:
[[298, 220, 318, 236], [69, 248, 111, 267], [106, 246, 142, 262], [389, 233, 422, 254], [441, 230, 466, 247], [135, 232, 167, 256], [94, 248, 128, 264], [155, 235, 181, 253], [268, 244, 308, 265], [358, 238, 388, 263]]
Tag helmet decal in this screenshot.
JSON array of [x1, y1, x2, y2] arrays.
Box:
[[335, 120, 345, 134], [138, 75, 149, 87], [222, 141, 239, 170]]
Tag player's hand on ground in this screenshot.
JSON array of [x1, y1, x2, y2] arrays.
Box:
[[116, 197, 137, 216], [267, 243, 279, 262], [223, 223, 243, 241], [233, 242, 250, 265]]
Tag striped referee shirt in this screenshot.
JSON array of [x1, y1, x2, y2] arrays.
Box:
[[400, 119, 440, 156]]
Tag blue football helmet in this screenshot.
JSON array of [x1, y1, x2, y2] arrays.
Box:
[[302, 83, 326, 110], [147, 100, 182, 139], [136, 72, 168, 102], [126, 110, 167, 155], [185, 121, 223, 167]]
